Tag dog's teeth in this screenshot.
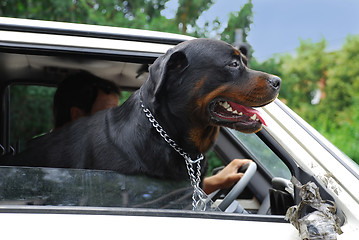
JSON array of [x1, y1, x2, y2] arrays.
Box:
[[250, 114, 257, 121], [222, 101, 230, 108], [219, 101, 245, 117]]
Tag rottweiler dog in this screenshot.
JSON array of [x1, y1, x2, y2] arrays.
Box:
[[3, 39, 280, 180]]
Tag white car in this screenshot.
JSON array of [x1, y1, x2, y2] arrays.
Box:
[[0, 17, 358, 239]]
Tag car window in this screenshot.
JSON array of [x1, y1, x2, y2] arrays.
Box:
[[230, 129, 292, 180]]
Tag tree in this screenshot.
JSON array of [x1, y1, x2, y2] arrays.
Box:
[[277, 39, 330, 109], [220, 1, 253, 47], [85, 0, 172, 30], [260, 36, 359, 163], [0, 0, 91, 23], [324, 35, 359, 114], [175, 0, 214, 34], [0, 0, 255, 39], [318, 35, 359, 160]]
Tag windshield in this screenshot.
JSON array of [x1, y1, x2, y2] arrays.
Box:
[[229, 129, 291, 180]]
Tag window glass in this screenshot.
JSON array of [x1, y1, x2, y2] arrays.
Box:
[[230, 130, 291, 179], [0, 167, 194, 209]]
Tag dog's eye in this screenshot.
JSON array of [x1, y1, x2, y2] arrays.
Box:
[[228, 61, 240, 68]]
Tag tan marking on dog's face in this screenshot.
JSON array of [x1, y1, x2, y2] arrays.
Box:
[[196, 85, 229, 112], [193, 76, 207, 93], [188, 85, 228, 152]]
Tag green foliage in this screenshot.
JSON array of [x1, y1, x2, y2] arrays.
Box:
[[0, 0, 254, 38], [205, 150, 223, 176], [0, 0, 217, 35], [313, 101, 359, 161], [324, 35, 359, 114], [0, 0, 91, 23], [176, 0, 214, 34], [279, 39, 330, 108], [314, 35, 359, 161], [10, 85, 56, 150], [250, 56, 282, 77], [221, 0, 253, 45], [119, 91, 132, 105], [191, 17, 221, 38]]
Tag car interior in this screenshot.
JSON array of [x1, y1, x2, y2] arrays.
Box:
[[0, 43, 344, 224]]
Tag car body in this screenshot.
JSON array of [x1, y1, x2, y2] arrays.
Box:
[[0, 17, 358, 239]]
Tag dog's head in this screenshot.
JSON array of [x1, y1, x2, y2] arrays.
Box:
[[141, 38, 281, 151]]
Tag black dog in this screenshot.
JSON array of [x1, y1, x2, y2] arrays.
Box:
[[3, 39, 280, 180]]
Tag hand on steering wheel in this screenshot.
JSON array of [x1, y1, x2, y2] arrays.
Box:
[[207, 161, 257, 212]]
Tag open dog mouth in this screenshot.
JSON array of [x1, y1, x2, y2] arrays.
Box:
[[209, 99, 266, 131]]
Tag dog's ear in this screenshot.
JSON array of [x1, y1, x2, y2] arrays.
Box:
[[143, 50, 188, 103], [154, 51, 188, 95]]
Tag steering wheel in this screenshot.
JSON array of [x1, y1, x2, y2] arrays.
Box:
[[209, 161, 257, 212]]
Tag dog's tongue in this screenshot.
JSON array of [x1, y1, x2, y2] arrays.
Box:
[[230, 101, 267, 126]]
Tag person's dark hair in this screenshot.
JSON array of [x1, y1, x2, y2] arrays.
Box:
[[53, 71, 120, 128]]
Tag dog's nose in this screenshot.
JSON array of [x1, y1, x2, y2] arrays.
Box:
[[267, 76, 281, 90]]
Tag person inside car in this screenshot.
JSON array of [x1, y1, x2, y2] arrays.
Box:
[[53, 71, 252, 194], [53, 71, 120, 129]]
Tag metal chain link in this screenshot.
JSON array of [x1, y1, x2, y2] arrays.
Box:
[[140, 101, 207, 211], [184, 155, 208, 211]]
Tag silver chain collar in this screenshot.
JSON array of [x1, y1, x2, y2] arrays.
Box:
[[140, 101, 208, 211]]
